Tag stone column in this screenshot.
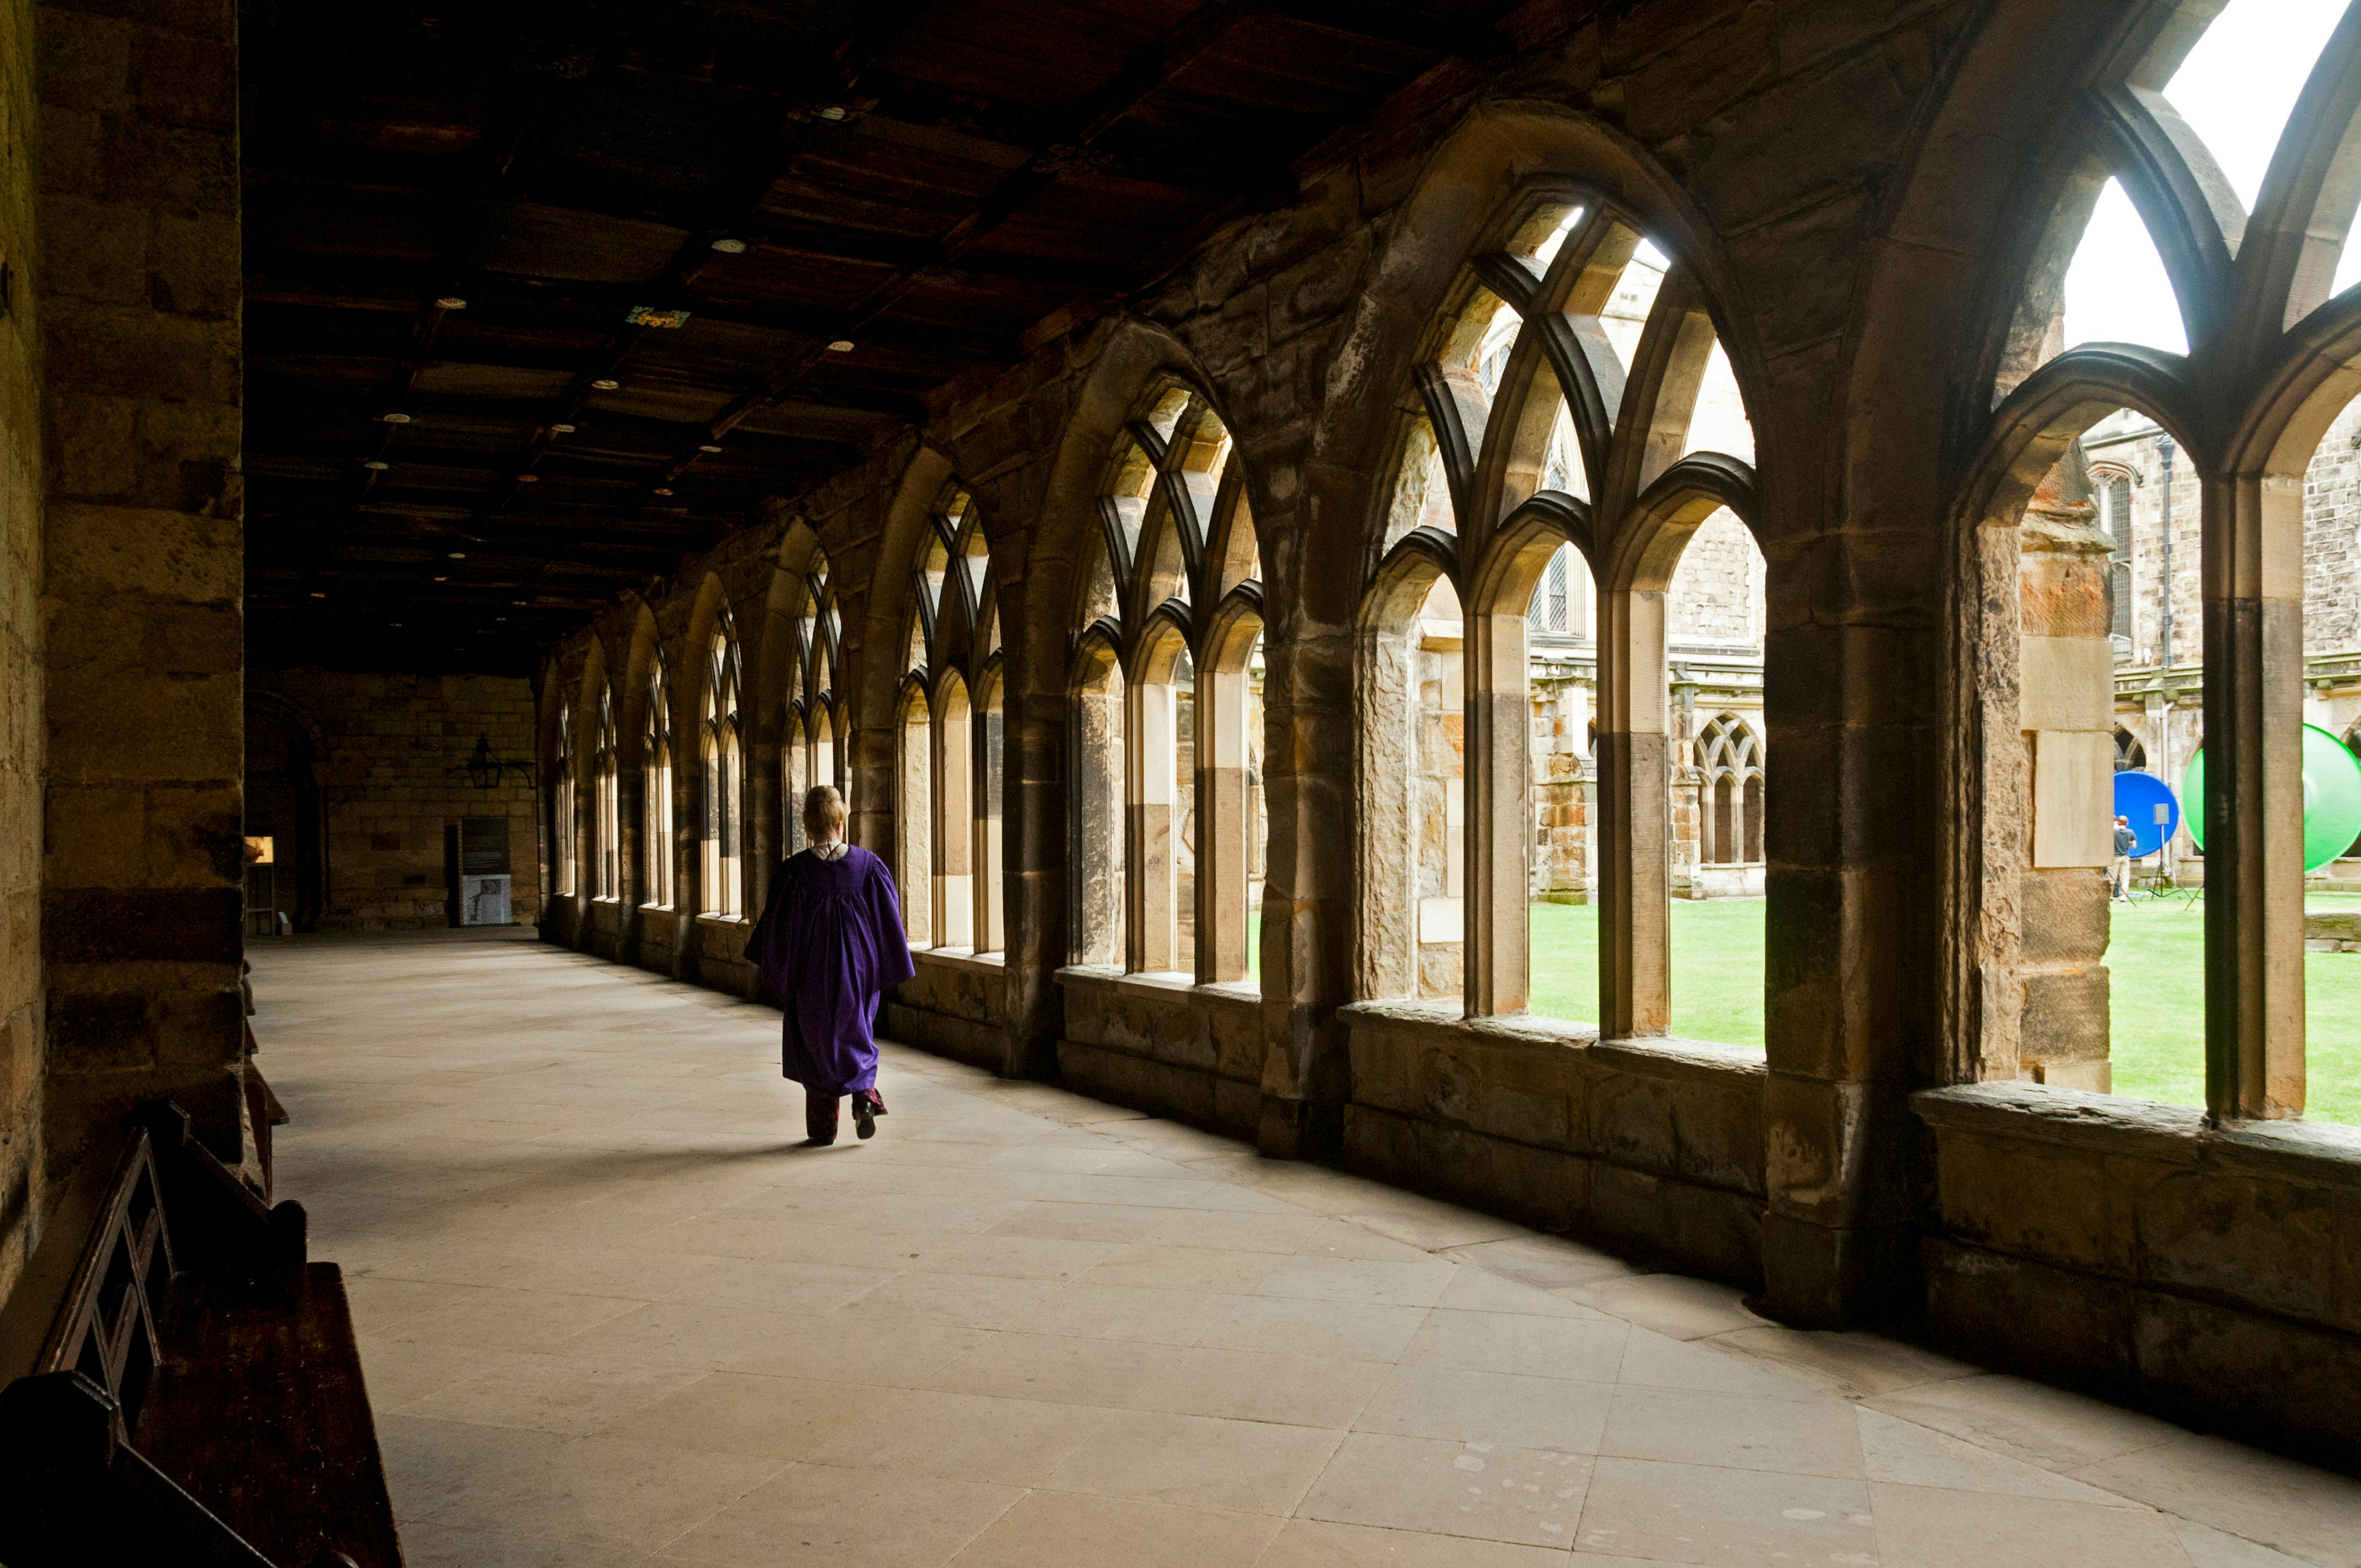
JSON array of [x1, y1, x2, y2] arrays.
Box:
[[2206, 471, 2306, 1117], [39, 0, 250, 1174], [1596, 587, 1672, 1037], [1005, 679, 1069, 1080], [1466, 605, 1531, 1015], [1127, 675, 1179, 973], [2015, 451, 2117, 1090], [936, 689, 973, 949], [1198, 647, 1254, 982]]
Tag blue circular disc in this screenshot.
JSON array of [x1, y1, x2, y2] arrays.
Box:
[[2111, 769, 2179, 858]]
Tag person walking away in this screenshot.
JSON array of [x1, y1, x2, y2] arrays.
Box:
[[2111, 814, 2136, 902], [743, 785, 916, 1144]]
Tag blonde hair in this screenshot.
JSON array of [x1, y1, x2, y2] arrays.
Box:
[[802, 784, 847, 842]]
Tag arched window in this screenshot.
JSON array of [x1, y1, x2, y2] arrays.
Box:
[[591, 684, 618, 900], [794, 550, 845, 814], [898, 485, 999, 952], [553, 704, 576, 897], [701, 611, 743, 919], [1066, 394, 1262, 980], [2114, 728, 2148, 773], [1694, 715, 1764, 868], [1359, 192, 1763, 1043], [1975, 0, 2361, 1117], [782, 707, 808, 857], [643, 650, 673, 909], [897, 683, 932, 946]]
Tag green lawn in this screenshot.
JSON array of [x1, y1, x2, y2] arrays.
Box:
[[1528, 899, 1766, 1049], [1517, 893, 2361, 1126], [2108, 893, 2361, 1125]]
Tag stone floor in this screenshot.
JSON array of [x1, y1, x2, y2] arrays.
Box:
[[251, 929, 2361, 1568]]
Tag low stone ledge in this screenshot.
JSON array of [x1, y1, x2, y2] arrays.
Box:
[[1338, 1000, 1599, 1051], [912, 946, 1007, 976], [1591, 1035, 1767, 1084], [1915, 1081, 2361, 1189], [2204, 1115, 2361, 1191], [1912, 1082, 2205, 1164]]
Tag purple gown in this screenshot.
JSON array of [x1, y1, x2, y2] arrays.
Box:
[[742, 845, 916, 1095]]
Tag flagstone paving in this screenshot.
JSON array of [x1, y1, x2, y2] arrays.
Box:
[[250, 929, 2361, 1567]]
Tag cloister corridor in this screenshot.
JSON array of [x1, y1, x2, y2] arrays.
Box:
[[248, 930, 2361, 1568]]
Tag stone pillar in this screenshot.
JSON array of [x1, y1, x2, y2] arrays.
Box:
[[38, 0, 249, 1174], [1004, 679, 1067, 1080], [976, 688, 1005, 954], [1127, 675, 1179, 973], [1597, 587, 1671, 1037], [2206, 471, 2306, 1117], [935, 686, 973, 949], [1198, 643, 1254, 983], [1466, 605, 1530, 1015], [2016, 450, 2116, 1090]]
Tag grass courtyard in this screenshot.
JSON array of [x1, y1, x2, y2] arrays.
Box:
[[1524, 894, 2361, 1127]]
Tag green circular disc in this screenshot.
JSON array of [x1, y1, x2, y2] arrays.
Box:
[[2180, 724, 2361, 871]]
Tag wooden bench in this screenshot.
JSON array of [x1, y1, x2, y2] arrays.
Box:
[[0, 1103, 402, 1568]]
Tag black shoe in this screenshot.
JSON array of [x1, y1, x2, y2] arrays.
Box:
[[852, 1095, 877, 1139]]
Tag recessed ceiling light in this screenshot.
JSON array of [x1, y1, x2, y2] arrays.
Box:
[[435, 296, 467, 310], [433, 575, 447, 582], [697, 443, 723, 453], [515, 473, 539, 483], [496, 616, 507, 622], [362, 460, 389, 470], [309, 592, 326, 599], [379, 411, 413, 424], [826, 339, 855, 352], [512, 600, 528, 607], [390, 621, 403, 627], [651, 486, 674, 496], [710, 236, 748, 254], [448, 552, 467, 560], [817, 106, 848, 121], [590, 378, 620, 391], [550, 422, 575, 434]]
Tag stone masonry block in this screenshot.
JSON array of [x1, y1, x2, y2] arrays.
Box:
[[1588, 1072, 1679, 1176], [2136, 1169, 2335, 1323], [1936, 1129, 2110, 1272], [1923, 1238, 2137, 1395]]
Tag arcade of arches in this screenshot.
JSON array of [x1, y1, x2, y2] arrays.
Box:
[[7, 0, 2361, 1558]]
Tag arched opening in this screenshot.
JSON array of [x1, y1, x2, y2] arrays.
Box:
[[591, 683, 619, 900], [1201, 612, 1265, 983], [1358, 556, 1466, 1003], [1072, 635, 1127, 967], [977, 663, 1006, 954], [935, 673, 973, 949], [642, 649, 674, 909], [700, 614, 744, 920], [897, 684, 933, 947]]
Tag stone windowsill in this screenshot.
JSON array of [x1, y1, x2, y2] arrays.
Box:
[[1912, 1080, 2361, 1189], [695, 914, 751, 930], [1053, 965, 1259, 1012], [1337, 999, 1768, 1082], [912, 946, 1006, 974]]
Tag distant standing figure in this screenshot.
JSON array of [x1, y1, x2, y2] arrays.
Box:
[[2110, 814, 2137, 902], [744, 785, 915, 1144]]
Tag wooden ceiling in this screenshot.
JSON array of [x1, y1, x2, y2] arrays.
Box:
[[242, 1, 1524, 673]]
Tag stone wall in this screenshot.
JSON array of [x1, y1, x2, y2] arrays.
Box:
[[37, 0, 248, 1187], [1918, 1084, 2361, 1467], [248, 670, 542, 932], [1665, 510, 1763, 646], [0, 0, 39, 1305]]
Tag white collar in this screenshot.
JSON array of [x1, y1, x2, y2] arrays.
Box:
[[811, 841, 849, 861]]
